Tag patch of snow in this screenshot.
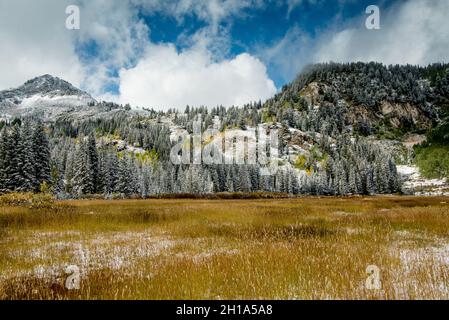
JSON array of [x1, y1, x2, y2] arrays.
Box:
[[19, 94, 94, 109], [398, 165, 449, 195], [397, 165, 418, 176]]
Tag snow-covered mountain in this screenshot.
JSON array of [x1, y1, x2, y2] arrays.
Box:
[[0, 75, 96, 120]]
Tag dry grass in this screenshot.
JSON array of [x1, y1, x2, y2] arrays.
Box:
[[0, 196, 449, 300]]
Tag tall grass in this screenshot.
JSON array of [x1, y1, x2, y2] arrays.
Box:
[[1, 196, 448, 299]]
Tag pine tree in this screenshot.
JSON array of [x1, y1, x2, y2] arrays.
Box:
[[18, 122, 35, 191], [6, 125, 24, 191], [348, 169, 357, 194], [64, 149, 76, 195], [202, 168, 214, 194], [225, 168, 234, 192], [87, 132, 100, 193], [238, 166, 251, 193], [73, 139, 93, 196], [104, 152, 119, 195], [117, 155, 133, 196], [32, 121, 51, 191], [287, 169, 300, 194]]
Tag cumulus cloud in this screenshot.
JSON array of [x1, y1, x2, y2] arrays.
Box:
[[315, 0, 449, 65], [117, 44, 276, 109]]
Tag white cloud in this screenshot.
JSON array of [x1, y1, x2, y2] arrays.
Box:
[[315, 0, 449, 65], [117, 44, 276, 110], [0, 0, 84, 89]]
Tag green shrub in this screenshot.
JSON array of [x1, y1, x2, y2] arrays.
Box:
[[415, 145, 449, 179], [427, 119, 449, 144], [414, 118, 449, 179]]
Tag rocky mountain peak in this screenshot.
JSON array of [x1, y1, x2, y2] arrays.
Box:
[[2, 74, 91, 100], [0, 75, 96, 120]]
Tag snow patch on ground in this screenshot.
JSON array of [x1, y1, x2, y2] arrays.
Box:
[[397, 165, 449, 196], [19, 94, 94, 109], [389, 241, 449, 299], [1, 231, 179, 280]]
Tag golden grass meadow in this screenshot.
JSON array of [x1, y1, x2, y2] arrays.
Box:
[[1, 194, 449, 300]]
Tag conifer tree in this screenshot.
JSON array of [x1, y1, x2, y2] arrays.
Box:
[[32, 120, 51, 191], [18, 122, 35, 191], [73, 139, 93, 195], [87, 132, 100, 193]]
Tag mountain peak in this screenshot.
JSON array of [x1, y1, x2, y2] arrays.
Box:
[[26, 74, 59, 84], [18, 74, 88, 98], [1, 74, 95, 103]]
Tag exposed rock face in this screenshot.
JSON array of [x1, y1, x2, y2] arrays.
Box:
[[299, 82, 323, 109], [299, 82, 434, 133], [380, 102, 433, 129], [381, 102, 395, 115], [347, 101, 434, 132]]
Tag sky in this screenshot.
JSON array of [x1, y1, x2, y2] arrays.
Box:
[[0, 0, 448, 110]]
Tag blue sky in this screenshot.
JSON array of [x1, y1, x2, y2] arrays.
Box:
[[0, 0, 448, 109]]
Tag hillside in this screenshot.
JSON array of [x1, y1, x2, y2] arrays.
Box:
[[0, 62, 448, 198], [264, 62, 449, 137]]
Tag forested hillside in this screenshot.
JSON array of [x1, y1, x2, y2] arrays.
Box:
[[0, 62, 448, 198], [264, 62, 449, 137]]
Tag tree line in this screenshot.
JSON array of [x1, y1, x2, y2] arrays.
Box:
[[0, 118, 400, 198]]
